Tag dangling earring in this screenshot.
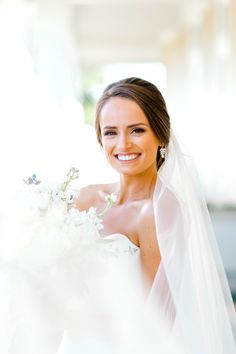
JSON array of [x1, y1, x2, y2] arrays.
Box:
[[160, 146, 166, 159]]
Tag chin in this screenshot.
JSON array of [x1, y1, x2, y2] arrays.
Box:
[[111, 165, 144, 177]]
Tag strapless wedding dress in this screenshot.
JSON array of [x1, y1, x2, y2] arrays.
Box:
[[0, 231, 181, 354], [56, 233, 145, 354], [56, 232, 181, 354]]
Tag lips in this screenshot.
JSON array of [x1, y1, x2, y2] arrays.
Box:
[[115, 153, 140, 161]]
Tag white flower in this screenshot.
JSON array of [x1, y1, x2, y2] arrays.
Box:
[[47, 201, 67, 223], [105, 193, 117, 204], [65, 188, 79, 204]]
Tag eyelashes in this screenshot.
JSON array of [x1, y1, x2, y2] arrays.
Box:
[[103, 130, 116, 136], [103, 128, 145, 137], [131, 128, 145, 134]]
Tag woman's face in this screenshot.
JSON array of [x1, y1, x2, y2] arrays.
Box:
[[99, 97, 160, 176]]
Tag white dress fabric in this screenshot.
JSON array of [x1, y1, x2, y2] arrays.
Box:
[[56, 233, 142, 354], [56, 233, 182, 354], [0, 234, 145, 354], [0, 224, 180, 354]]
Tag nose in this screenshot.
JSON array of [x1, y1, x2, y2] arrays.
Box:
[[117, 133, 132, 149]]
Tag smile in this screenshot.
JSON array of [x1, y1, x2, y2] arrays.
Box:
[[115, 153, 140, 161]]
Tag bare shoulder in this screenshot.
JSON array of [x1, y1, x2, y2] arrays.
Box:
[[73, 183, 116, 211], [73, 184, 99, 211]]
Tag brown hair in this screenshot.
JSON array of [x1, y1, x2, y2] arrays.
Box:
[[95, 77, 171, 170]]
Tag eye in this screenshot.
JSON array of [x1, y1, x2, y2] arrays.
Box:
[[131, 127, 145, 134], [103, 130, 117, 136]]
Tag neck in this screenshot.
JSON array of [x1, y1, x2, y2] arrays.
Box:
[[116, 167, 157, 204]]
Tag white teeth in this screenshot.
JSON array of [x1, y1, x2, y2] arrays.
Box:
[[117, 154, 139, 161]]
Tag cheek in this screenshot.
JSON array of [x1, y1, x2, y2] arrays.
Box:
[[101, 140, 113, 157], [146, 142, 159, 158]]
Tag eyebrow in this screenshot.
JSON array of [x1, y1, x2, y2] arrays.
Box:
[[102, 123, 148, 130]]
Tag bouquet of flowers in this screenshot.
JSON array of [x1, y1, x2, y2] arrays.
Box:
[[0, 168, 119, 354], [1, 167, 117, 267]]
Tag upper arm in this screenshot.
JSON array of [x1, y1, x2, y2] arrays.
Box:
[[138, 204, 161, 288]]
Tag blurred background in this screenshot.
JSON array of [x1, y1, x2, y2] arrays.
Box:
[[0, 0, 235, 300]]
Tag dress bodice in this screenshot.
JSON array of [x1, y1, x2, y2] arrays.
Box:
[[56, 234, 144, 354], [101, 233, 143, 296], [102, 233, 140, 256]]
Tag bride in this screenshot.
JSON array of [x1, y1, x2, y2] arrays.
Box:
[[76, 85, 162, 290], [1, 77, 235, 354], [58, 77, 236, 354]]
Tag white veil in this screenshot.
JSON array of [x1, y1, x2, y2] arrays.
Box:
[[148, 132, 236, 354]]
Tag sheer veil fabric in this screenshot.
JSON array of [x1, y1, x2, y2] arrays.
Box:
[[148, 132, 236, 354]]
